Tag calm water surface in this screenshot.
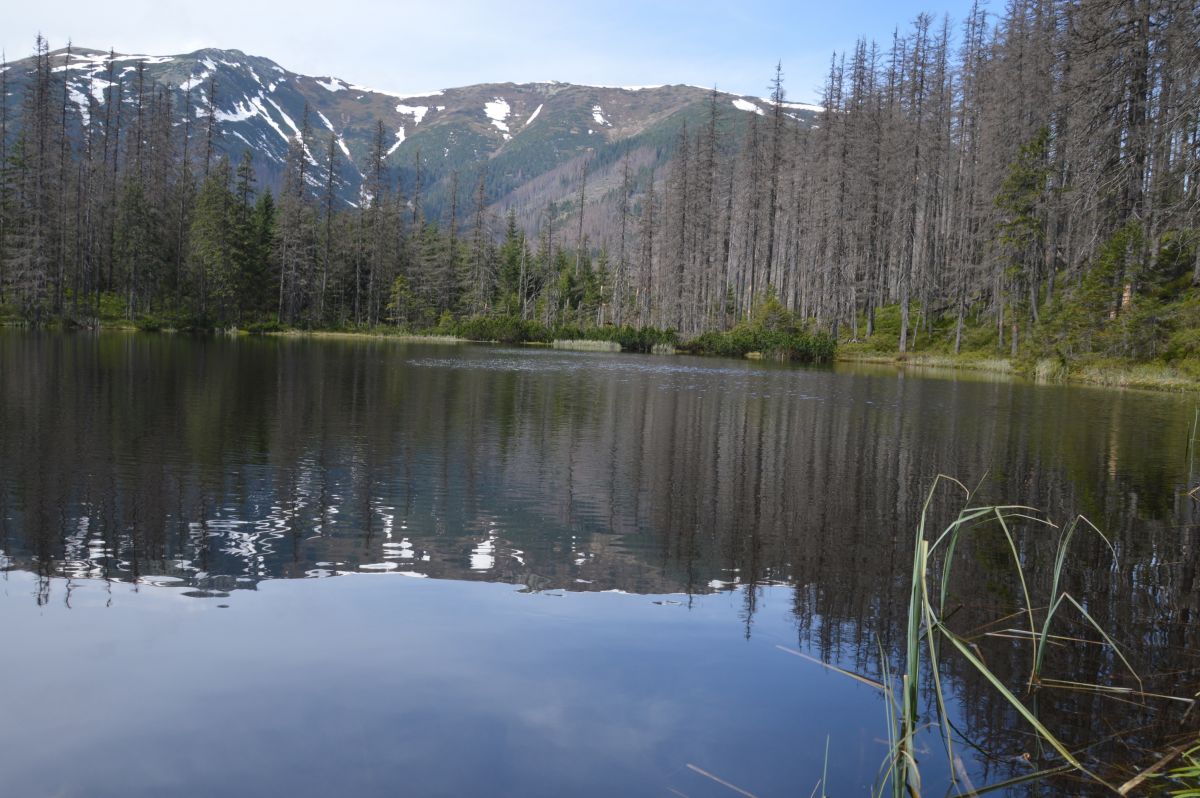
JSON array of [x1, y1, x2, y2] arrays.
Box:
[[0, 331, 1196, 797]]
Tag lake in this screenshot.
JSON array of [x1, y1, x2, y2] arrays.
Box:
[[0, 330, 1196, 797]]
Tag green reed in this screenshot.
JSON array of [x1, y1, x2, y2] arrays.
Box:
[[1162, 741, 1200, 796], [815, 475, 1193, 797]]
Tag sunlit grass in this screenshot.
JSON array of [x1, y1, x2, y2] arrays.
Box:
[[1072, 361, 1199, 391], [838, 350, 1014, 374], [551, 339, 622, 352]]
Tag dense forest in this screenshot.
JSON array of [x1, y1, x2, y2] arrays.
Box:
[[0, 0, 1197, 368]]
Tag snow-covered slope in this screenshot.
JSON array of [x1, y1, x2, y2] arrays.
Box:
[[3, 46, 820, 213]]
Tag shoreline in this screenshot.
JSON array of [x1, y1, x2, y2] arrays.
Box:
[[837, 350, 1200, 392], [7, 321, 1200, 392]]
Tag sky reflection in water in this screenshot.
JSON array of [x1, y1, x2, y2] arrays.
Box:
[[1, 332, 1197, 795]]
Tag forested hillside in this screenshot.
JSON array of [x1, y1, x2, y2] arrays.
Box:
[[783, 0, 1199, 369], [1, 0, 1197, 375]]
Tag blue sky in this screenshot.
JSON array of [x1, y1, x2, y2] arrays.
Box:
[[5, 0, 981, 103]]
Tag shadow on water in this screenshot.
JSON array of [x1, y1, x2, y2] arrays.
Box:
[[0, 330, 1197, 795]]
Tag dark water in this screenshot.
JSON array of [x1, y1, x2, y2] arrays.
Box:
[[0, 331, 1196, 797]]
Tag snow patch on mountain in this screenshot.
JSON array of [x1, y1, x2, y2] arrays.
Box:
[[526, 103, 543, 125], [484, 97, 511, 138], [245, 95, 287, 142], [316, 110, 353, 160], [777, 100, 824, 113], [565, 82, 665, 91], [89, 53, 175, 66], [67, 85, 90, 125], [88, 76, 112, 104], [386, 127, 406, 157], [316, 78, 345, 92], [215, 99, 257, 123], [395, 104, 428, 126], [266, 97, 300, 136], [351, 84, 443, 101], [264, 96, 317, 163], [591, 105, 610, 126], [180, 70, 210, 92], [731, 98, 764, 115]]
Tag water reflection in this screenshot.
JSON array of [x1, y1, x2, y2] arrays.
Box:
[[1, 331, 1198, 792]]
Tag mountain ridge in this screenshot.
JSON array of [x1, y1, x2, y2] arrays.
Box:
[[2, 44, 819, 228]]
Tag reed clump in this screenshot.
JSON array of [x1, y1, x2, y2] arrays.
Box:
[[799, 476, 1195, 797]]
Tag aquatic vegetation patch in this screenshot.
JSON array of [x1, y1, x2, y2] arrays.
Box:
[[796, 476, 1196, 796]]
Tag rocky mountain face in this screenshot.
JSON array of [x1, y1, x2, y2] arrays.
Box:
[[2, 45, 819, 230]]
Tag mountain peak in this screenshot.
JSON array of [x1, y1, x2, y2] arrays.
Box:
[[3, 44, 819, 230]]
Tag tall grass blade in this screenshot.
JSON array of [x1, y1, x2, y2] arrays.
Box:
[[684, 764, 759, 798], [936, 624, 1101, 781], [1033, 517, 1119, 689], [1055, 593, 1142, 691], [962, 765, 1076, 795], [776, 646, 885, 689], [992, 509, 1039, 681], [821, 735, 830, 798]]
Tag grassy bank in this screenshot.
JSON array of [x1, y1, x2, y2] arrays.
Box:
[[10, 300, 838, 364], [838, 301, 1200, 392], [17, 292, 1200, 389], [838, 347, 1200, 391], [443, 316, 679, 353], [280, 329, 466, 344]]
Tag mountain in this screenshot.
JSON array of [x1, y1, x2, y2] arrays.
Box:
[[1, 46, 820, 230]]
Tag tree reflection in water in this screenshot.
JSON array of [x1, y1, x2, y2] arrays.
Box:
[[0, 330, 1197, 791]]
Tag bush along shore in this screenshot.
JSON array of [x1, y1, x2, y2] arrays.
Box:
[[26, 285, 1200, 388], [445, 294, 836, 364], [16, 286, 1200, 389], [4, 293, 838, 366], [836, 289, 1200, 391]]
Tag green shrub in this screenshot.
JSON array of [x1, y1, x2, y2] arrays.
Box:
[[551, 324, 678, 352], [681, 295, 836, 364], [134, 314, 167, 332], [446, 316, 679, 351], [683, 326, 836, 363], [97, 292, 128, 322], [243, 320, 285, 334], [452, 316, 552, 344]]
